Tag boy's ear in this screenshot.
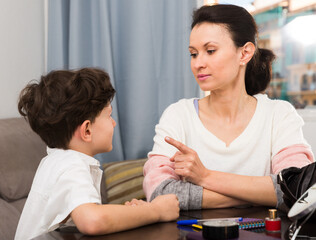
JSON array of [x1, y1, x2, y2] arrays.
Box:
[[78, 120, 92, 142], [240, 42, 255, 66]]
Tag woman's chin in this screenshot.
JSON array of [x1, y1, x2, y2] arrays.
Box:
[[199, 86, 213, 92]]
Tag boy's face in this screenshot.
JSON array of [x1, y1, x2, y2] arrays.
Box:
[[91, 104, 116, 154]]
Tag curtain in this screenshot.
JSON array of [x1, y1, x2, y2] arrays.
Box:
[[48, 0, 201, 164]]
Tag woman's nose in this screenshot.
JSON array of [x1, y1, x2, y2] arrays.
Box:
[[193, 54, 206, 70]]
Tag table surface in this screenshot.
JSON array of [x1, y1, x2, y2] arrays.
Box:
[[33, 206, 316, 240]]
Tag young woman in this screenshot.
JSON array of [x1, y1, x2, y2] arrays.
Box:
[[143, 4, 314, 210]]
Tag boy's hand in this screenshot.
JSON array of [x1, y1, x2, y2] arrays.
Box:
[[124, 198, 146, 206], [151, 194, 179, 222]]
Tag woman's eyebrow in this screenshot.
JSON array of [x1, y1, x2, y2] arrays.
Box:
[[189, 41, 219, 49], [204, 41, 219, 46]]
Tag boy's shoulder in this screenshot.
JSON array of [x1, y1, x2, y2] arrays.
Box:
[[39, 148, 99, 175], [46, 148, 82, 165], [31, 148, 100, 193]]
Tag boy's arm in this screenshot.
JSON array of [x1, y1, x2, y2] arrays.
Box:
[[70, 194, 179, 235]]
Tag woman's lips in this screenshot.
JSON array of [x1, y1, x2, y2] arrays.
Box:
[[197, 74, 210, 81]]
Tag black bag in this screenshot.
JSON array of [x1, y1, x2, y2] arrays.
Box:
[[277, 162, 316, 210]]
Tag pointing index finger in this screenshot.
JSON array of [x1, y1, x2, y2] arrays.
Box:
[[165, 136, 192, 154]]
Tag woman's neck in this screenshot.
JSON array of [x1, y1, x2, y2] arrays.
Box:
[[203, 90, 255, 123]]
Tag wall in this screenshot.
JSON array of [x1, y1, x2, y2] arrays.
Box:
[[1, 1, 316, 157], [0, 0, 45, 119], [254, 0, 283, 10], [289, 0, 316, 11], [297, 109, 316, 154]]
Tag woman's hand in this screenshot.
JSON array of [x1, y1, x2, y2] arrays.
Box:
[[165, 136, 209, 186]]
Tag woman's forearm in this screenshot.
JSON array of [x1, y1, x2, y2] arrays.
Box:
[[164, 137, 277, 206], [202, 188, 249, 208], [200, 170, 277, 206], [151, 178, 250, 210]]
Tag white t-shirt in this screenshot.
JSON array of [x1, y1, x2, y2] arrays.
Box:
[[15, 148, 103, 240], [149, 94, 309, 176]]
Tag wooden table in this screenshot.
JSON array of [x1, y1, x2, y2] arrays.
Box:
[[33, 206, 316, 240]]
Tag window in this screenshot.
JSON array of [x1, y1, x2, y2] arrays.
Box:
[[204, 0, 316, 109], [253, 0, 316, 109]]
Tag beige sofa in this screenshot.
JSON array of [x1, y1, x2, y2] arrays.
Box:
[[0, 118, 46, 240]]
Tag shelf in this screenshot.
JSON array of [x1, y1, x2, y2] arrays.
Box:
[[287, 90, 316, 96]]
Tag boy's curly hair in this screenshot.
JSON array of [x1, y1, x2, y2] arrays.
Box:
[[18, 68, 116, 149]]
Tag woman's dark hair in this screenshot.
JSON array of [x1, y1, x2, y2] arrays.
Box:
[[192, 4, 275, 95], [18, 68, 116, 149]]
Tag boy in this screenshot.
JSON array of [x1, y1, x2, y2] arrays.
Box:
[[15, 68, 179, 240]]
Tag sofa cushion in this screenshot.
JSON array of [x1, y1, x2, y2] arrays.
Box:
[[0, 118, 46, 201], [102, 158, 146, 204], [0, 198, 25, 240]]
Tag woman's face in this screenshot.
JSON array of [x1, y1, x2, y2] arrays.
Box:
[[189, 22, 243, 92]]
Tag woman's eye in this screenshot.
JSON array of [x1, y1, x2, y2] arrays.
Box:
[[207, 50, 215, 54], [190, 53, 197, 58]]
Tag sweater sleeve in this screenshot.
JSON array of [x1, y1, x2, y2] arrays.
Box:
[[149, 100, 188, 158], [270, 174, 285, 209], [143, 155, 180, 200], [150, 179, 203, 210], [143, 155, 203, 210], [270, 102, 314, 209], [272, 144, 314, 174], [271, 101, 311, 158]]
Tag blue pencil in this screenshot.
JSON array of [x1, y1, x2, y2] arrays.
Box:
[[177, 217, 243, 226]]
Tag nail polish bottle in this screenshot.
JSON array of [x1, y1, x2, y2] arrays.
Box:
[[265, 209, 281, 232]]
